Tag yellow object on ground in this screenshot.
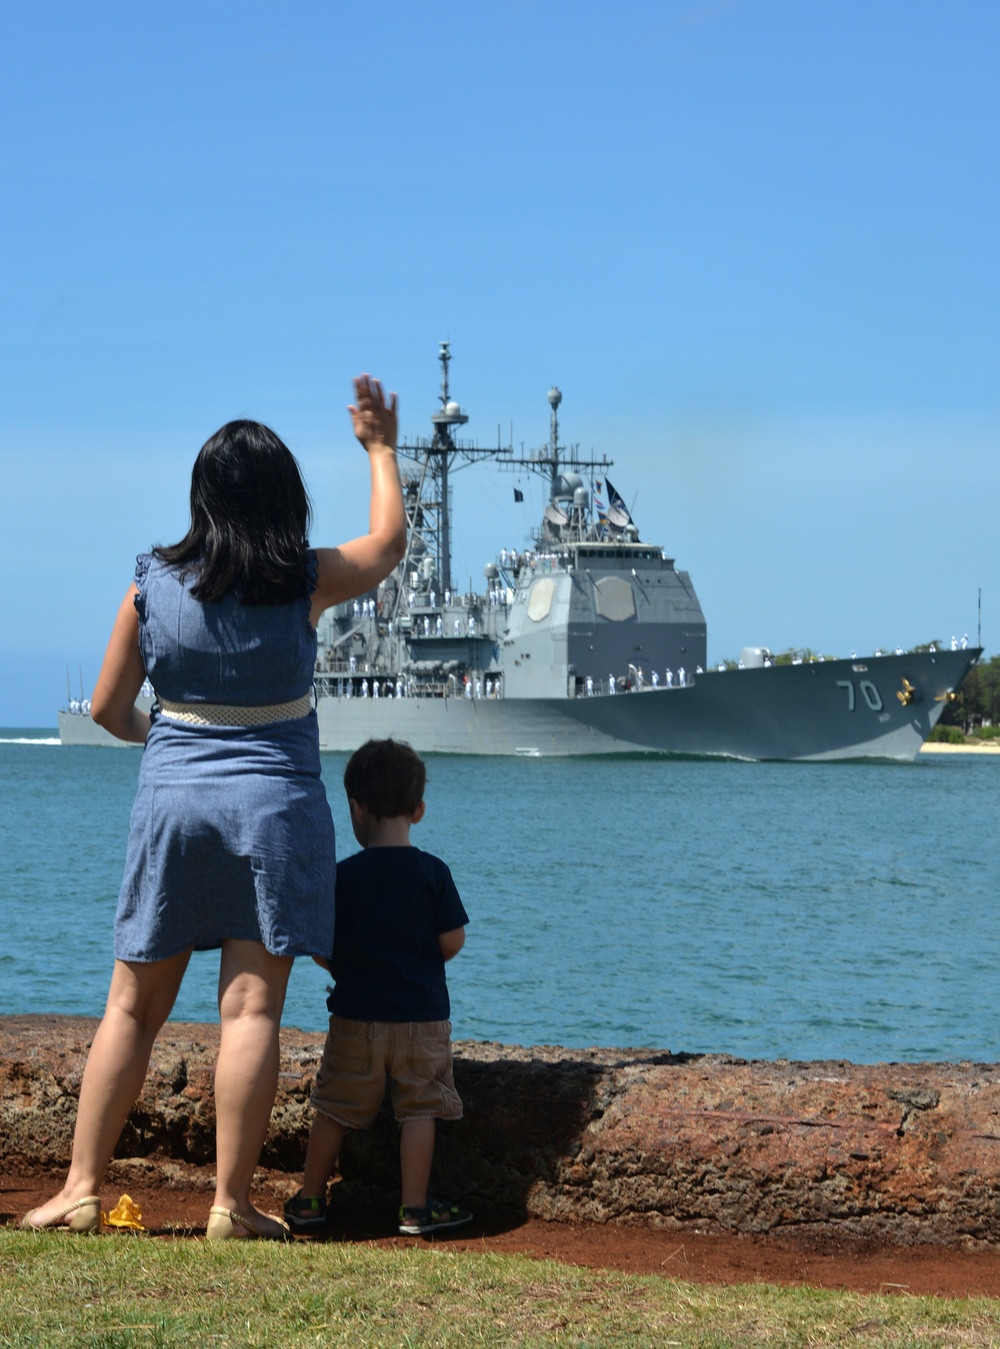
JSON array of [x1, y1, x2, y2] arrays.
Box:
[[102, 1195, 146, 1231]]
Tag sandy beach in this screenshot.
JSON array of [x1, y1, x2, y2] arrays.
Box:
[[919, 739, 1000, 754]]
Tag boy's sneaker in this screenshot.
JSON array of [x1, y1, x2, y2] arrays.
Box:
[[398, 1195, 473, 1236], [283, 1190, 327, 1233]]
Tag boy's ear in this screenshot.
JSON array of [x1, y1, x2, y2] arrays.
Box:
[[348, 798, 365, 827], [411, 801, 426, 824]]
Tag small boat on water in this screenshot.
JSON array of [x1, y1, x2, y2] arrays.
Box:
[[60, 345, 980, 758]]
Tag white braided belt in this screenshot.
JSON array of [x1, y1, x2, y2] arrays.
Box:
[[157, 694, 312, 727]]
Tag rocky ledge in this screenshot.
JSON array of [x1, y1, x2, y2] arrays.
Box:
[[4, 1015, 1000, 1246]]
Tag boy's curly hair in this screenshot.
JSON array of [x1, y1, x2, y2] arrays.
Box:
[[343, 738, 426, 819]]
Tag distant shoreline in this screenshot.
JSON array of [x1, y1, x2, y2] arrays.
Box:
[[920, 740, 1000, 755]]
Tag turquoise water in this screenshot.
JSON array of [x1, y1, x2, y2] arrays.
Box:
[[1, 731, 997, 1062]]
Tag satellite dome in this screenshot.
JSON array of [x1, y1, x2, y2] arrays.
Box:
[[445, 401, 461, 416], [547, 386, 562, 409], [554, 472, 583, 498]]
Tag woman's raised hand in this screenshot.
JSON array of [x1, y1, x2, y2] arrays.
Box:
[[348, 375, 398, 455], [311, 374, 406, 620]]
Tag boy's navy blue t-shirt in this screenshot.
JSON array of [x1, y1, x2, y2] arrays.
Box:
[[327, 846, 469, 1022]]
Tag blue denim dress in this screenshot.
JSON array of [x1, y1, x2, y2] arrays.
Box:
[[114, 552, 336, 962]]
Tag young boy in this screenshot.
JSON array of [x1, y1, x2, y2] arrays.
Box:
[[285, 738, 472, 1236]]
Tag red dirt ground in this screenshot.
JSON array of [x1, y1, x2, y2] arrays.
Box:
[[6, 1166, 1000, 1299]]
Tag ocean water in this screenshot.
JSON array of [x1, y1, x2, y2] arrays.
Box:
[[1, 731, 997, 1064]]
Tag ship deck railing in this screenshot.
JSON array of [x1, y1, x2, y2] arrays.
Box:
[[314, 675, 505, 701]]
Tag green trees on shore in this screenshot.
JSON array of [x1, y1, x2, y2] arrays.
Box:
[[939, 652, 1000, 734]]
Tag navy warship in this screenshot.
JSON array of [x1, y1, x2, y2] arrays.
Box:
[[310, 344, 979, 759], [60, 344, 980, 755]]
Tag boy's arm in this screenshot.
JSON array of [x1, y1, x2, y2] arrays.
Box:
[[438, 926, 465, 961]]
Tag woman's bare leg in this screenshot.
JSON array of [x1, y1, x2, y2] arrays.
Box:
[[23, 950, 191, 1228], [213, 938, 293, 1231]]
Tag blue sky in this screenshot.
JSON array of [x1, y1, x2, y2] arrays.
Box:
[[2, 0, 997, 724]]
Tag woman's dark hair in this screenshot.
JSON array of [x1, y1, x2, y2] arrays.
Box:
[[155, 420, 312, 604], [343, 739, 426, 818]]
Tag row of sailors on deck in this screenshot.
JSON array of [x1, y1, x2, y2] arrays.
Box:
[[498, 548, 559, 574], [589, 666, 702, 695], [408, 588, 451, 608], [354, 585, 518, 622], [347, 610, 482, 639], [415, 615, 480, 637], [340, 678, 409, 699], [405, 587, 511, 611], [336, 676, 502, 700], [356, 679, 402, 699], [464, 677, 500, 699]]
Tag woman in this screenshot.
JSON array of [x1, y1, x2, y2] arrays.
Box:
[[22, 375, 406, 1239]]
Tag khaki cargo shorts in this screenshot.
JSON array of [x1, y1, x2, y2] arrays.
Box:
[[311, 1016, 463, 1129]]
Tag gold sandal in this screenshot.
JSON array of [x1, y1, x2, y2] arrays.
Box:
[[206, 1205, 290, 1242], [20, 1196, 102, 1234]]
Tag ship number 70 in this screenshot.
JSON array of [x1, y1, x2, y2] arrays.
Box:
[[836, 679, 884, 713]]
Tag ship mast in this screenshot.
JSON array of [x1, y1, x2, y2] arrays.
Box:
[[397, 342, 509, 596], [547, 385, 562, 497], [499, 386, 614, 544], [428, 343, 465, 599]]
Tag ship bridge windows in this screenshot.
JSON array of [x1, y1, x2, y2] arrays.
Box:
[[594, 575, 636, 622], [575, 545, 666, 563]]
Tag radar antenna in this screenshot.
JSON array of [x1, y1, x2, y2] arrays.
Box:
[[498, 386, 615, 544], [396, 343, 511, 596]]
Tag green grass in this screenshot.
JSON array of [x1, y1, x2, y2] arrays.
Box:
[[2, 1232, 999, 1348]]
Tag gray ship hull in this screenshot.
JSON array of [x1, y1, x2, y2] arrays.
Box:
[[58, 697, 154, 746], [316, 649, 977, 762]]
